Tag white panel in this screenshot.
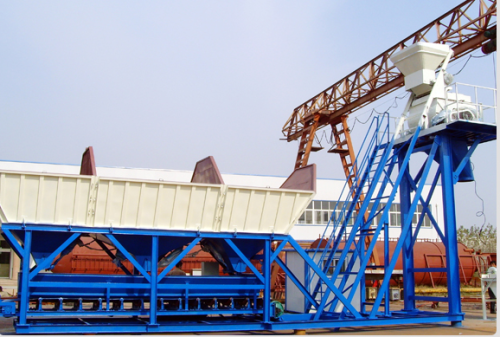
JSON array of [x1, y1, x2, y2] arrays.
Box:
[[219, 188, 235, 232], [102, 181, 125, 227], [94, 180, 110, 226], [229, 188, 251, 232], [20, 175, 40, 222], [38, 176, 58, 223], [0, 170, 314, 234], [285, 193, 313, 234], [154, 184, 177, 229], [0, 173, 21, 222], [258, 192, 279, 232], [171, 185, 191, 229], [200, 187, 220, 231], [285, 252, 306, 312], [0, 172, 94, 226], [185, 186, 206, 231], [136, 183, 159, 228], [106, 180, 126, 227], [54, 177, 77, 224], [74, 179, 92, 225], [121, 182, 141, 227], [244, 190, 266, 232], [220, 186, 315, 234]]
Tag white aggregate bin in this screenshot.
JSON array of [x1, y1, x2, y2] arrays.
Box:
[[0, 170, 315, 234], [0, 171, 93, 226]]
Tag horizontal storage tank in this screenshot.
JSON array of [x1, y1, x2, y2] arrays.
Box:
[[310, 239, 480, 287], [374, 240, 477, 286]]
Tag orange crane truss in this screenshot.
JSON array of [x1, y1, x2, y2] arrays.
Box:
[[283, 0, 496, 163]]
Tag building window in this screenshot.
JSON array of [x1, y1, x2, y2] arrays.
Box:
[[323, 258, 347, 275], [388, 203, 432, 227], [298, 200, 335, 225], [298, 200, 431, 227], [298, 200, 358, 226], [366, 202, 385, 225], [0, 233, 12, 278], [332, 201, 355, 226], [417, 204, 432, 227], [298, 200, 432, 228], [389, 203, 401, 227]]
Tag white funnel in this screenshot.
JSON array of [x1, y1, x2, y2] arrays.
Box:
[[391, 42, 452, 96]]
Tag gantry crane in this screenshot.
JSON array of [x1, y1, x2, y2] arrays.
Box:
[[281, 0, 496, 265], [283, 0, 496, 170]]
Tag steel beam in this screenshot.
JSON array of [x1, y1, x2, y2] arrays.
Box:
[[150, 235, 159, 326], [439, 135, 464, 325], [18, 230, 31, 326]]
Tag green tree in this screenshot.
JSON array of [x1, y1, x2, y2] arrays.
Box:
[[457, 224, 497, 253]]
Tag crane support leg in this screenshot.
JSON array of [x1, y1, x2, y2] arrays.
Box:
[[294, 114, 321, 169], [330, 116, 380, 266]]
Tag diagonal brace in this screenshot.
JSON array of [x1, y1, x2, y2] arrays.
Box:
[[106, 234, 151, 283], [224, 239, 265, 284], [288, 236, 362, 319], [29, 233, 81, 280], [1, 228, 25, 259], [94, 239, 132, 276], [271, 238, 289, 262], [157, 237, 201, 282], [411, 170, 445, 245], [275, 256, 320, 310]]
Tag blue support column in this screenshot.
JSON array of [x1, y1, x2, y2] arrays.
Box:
[[263, 239, 271, 323], [18, 230, 32, 326], [439, 135, 463, 325], [150, 235, 159, 326], [384, 221, 390, 316], [398, 148, 416, 312]]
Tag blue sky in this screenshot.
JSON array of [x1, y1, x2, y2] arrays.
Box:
[[0, 1, 496, 229]]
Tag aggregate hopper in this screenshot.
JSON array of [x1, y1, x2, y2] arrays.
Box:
[[0, 149, 320, 334], [0, 151, 315, 274]]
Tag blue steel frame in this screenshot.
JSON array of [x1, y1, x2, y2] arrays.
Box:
[[394, 121, 495, 319], [0, 220, 465, 334], [300, 118, 494, 328], [0, 122, 494, 334]]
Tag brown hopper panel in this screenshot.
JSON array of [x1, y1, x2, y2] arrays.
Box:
[[191, 156, 224, 184], [280, 164, 316, 192], [80, 146, 97, 176]]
